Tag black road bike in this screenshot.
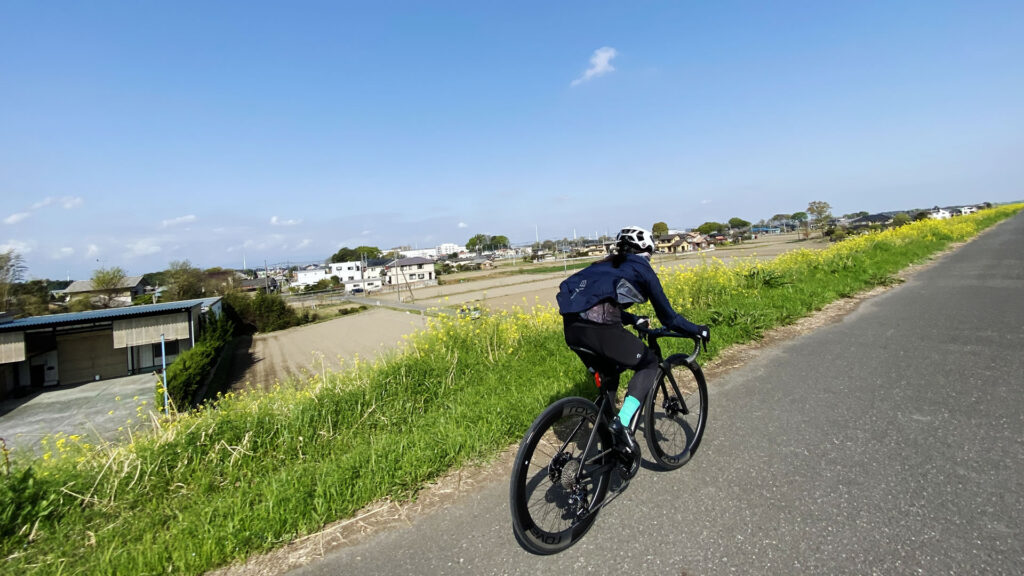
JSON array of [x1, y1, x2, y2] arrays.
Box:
[[509, 326, 708, 555]]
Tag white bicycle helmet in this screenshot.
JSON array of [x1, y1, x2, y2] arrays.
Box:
[[616, 226, 655, 254]]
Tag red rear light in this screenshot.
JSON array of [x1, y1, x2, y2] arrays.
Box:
[[594, 372, 602, 388]]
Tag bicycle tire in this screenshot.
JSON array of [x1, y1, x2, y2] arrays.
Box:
[[643, 362, 708, 470], [509, 396, 615, 555]]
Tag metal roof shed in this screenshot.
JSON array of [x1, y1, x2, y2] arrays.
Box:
[[0, 298, 221, 396]]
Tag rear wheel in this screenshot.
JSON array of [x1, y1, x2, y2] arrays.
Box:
[[509, 397, 614, 555], [643, 363, 708, 470]]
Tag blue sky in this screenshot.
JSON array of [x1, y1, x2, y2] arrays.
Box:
[[3, 1, 1022, 280]]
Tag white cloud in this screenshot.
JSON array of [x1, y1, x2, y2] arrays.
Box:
[[572, 47, 618, 86], [61, 196, 84, 209], [52, 247, 75, 259], [161, 214, 197, 228], [126, 239, 162, 256], [86, 244, 100, 258], [31, 198, 53, 209], [296, 239, 312, 249], [1, 239, 32, 254], [4, 212, 31, 225], [457, 222, 468, 228], [270, 216, 302, 226]]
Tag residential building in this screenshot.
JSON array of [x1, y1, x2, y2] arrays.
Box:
[[381, 257, 436, 288], [291, 260, 385, 292], [64, 276, 146, 307], [848, 214, 894, 228], [655, 232, 710, 253], [437, 243, 466, 256]]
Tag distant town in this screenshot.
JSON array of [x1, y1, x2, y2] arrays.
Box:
[[0, 200, 995, 400], [0, 201, 994, 317]]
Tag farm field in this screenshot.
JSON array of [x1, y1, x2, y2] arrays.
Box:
[[237, 233, 828, 390]]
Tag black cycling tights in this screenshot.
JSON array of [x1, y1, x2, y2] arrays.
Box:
[[563, 317, 660, 405]]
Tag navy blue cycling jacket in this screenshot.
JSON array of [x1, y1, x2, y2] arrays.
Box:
[[556, 253, 702, 336]]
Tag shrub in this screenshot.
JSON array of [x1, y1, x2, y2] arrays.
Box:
[[157, 314, 234, 411], [338, 305, 368, 317], [221, 291, 305, 333]]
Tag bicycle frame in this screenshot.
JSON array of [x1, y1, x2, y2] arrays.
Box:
[[568, 330, 703, 487]]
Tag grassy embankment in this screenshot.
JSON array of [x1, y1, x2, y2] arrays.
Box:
[[1, 205, 1020, 575]]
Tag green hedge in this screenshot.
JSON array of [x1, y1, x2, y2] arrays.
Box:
[[157, 315, 234, 411]]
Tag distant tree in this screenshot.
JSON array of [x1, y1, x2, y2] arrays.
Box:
[[489, 235, 510, 250], [914, 211, 931, 221], [652, 222, 669, 236], [541, 240, 556, 252], [91, 266, 126, 308], [0, 249, 27, 312], [891, 212, 910, 226], [329, 246, 381, 263], [696, 221, 724, 235], [143, 270, 170, 287], [791, 212, 809, 239], [728, 217, 751, 230], [769, 214, 791, 225], [466, 234, 490, 253], [11, 279, 49, 316], [202, 267, 236, 295], [807, 201, 833, 235], [164, 260, 205, 301], [843, 211, 869, 220]]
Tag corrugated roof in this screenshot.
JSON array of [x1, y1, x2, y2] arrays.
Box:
[[0, 297, 220, 332]]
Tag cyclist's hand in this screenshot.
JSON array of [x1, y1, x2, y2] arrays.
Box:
[[634, 316, 650, 329], [695, 324, 710, 342]]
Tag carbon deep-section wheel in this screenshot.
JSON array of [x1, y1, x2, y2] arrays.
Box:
[[643, 363, 708, 470], [509, 396, 614, 555]]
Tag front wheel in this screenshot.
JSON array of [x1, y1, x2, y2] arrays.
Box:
[[643, 363, 708, 470], [509, 397, 614, 555]]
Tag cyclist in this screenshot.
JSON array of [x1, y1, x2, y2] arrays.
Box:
[[556, 225, 710, 467]]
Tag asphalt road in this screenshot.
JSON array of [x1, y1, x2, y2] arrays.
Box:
[[287, 214, 1024, 576]]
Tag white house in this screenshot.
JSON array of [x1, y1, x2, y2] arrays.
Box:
[[292, 260, 386, 292], [382, 257, 436, 288], [929, 208, 951, 220], [293, 267, 333, 288], [959, 206, 977, 215]]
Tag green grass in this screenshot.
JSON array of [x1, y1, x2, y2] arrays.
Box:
[[1, 205, 1020, 575]]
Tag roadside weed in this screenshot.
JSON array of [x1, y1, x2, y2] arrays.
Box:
[[1, 205, 1020, 575]]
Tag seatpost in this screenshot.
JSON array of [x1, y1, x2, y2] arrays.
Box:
[[597, 370, 621, 416]]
